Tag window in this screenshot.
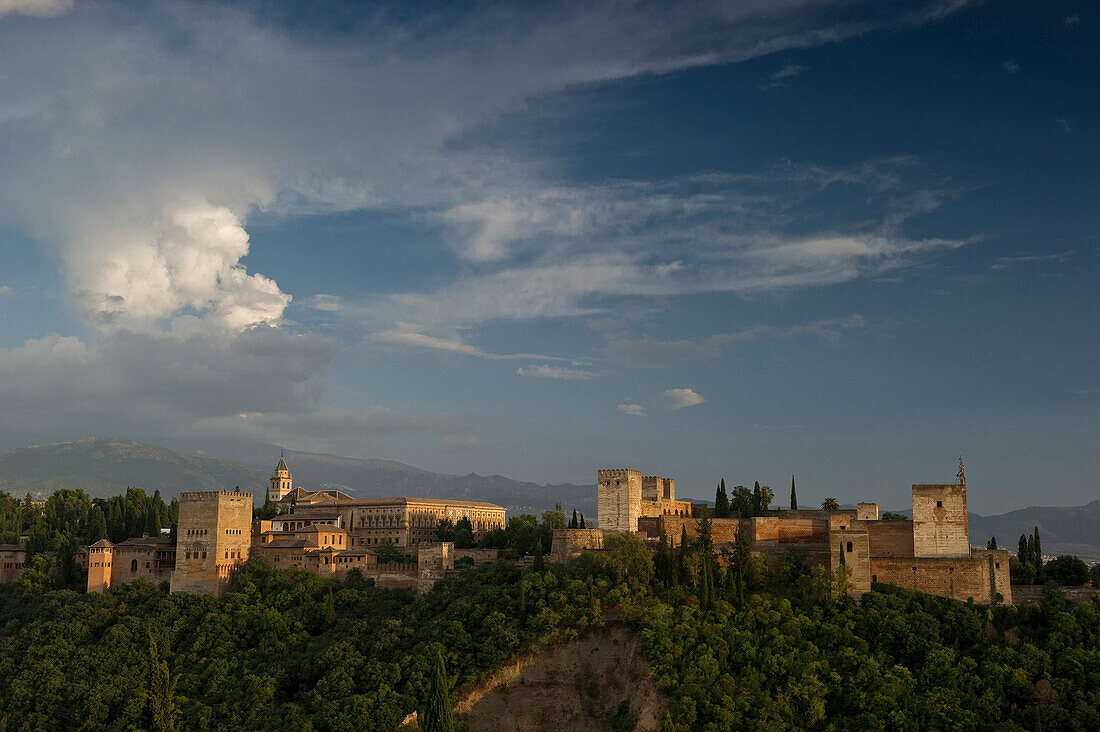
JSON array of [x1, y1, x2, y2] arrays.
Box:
[[995, 562, 1000, 568], [872, 574, 877, 583], [936, 501, 943, 508], [846, 541, 853, 553]]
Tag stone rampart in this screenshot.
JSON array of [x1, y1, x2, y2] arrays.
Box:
[[866, 520, 915, 557], [550, 529, 607, 562], [870, 548, 1011, 604]]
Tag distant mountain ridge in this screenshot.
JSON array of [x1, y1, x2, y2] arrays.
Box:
[[0, 439, 596, 516], [1, 439, 1097, 559]]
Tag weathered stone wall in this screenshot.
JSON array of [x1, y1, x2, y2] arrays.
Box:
[[453, 548, 500, 564], [550, 529, 607, 562], [1012, 585, 1100, 604], [597, 469, 641, 533], [870, 549, 1011, 604], [171, 491, 253, 596], [638, 499, 692, 520], [830, 530, 872, 595], [866, 520, 915, 557], [366, 564, 419, 589], [912, 483, 970, 557]]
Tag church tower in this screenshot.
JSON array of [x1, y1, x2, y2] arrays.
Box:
[[269, 455, 292, 502]]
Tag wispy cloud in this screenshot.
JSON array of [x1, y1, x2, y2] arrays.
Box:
[[1063, 15, 1080, 26], [1004, 60, 1020, 73], [0, 0, 72, 19], [605, 314, 870, 366], [659, 388, 706, 410], [516, 364, 596, 380], [991, 251, 1073, 270], [618, 402, 647, 417], [762, 62, 804, 89], [373, 326, 565, 361], [0, 285, 14, 296]]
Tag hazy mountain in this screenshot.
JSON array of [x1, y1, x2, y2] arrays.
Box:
[[0, 439, 595, 516], [969, 502, 1100, 562]]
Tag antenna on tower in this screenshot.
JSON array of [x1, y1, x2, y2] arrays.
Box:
[[957, 455, 965, 486]]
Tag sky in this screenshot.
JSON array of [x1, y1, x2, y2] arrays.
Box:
[[0, 0, 1096, 513]]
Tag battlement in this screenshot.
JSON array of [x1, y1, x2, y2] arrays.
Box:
[[598, 469, 641, 478], [179, 491, 254, 501]]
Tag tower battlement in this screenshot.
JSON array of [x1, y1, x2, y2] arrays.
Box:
[[179, 491, 254, 501]]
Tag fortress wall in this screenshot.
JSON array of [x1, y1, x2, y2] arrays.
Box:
[[550, 529, 607, 562], [857, 503, 879, 521], [870, 548, 1011, 605], [866, 520, 915, 557]]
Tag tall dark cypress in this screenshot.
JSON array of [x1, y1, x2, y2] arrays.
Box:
[[714, 480, 729, 518], [790, 474, 798, 511], [1033, 527, 1042, 564], [570, 508, 578, 529], [421, 648, 455, 732], [1018, 534, 1030, 565]]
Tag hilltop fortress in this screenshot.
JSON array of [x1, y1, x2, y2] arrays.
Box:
[[556, 460, 1012, 605], [83, 457, 507, 596]]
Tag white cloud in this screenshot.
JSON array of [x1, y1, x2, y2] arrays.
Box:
[[0, 0, 71, 19], [515, 364, 596, 380], [991, 251, 1073, 270], [0, 285, 14, 296], [373, 326, 565, 361], [762, 62, 804, 88], [0, 1, 972, 340], [311, 294, 343, 312], [618, 402, 647, 417], [660, 388, 706, 410]]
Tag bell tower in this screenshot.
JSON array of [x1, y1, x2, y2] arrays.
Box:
[[269, 453, 292, 502]]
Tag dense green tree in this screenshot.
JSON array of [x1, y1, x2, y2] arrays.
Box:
[[420, 647, 455, 732], [987, 536, 997, 550], [453, 517, 475, 549], [88, 504, 109, 542], [541, 503, 566, 531], [255, 494, 279, 520], [436, 518, 456, 542], [1043, 555, 1089, 585], [1019, 534, 1031, 566], [757, 484, 773, 514], [881, 512, 908, 521], [730, 485, 752, 518]]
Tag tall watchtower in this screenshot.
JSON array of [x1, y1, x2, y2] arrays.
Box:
[[170, 491, 253, 595], [912, 458, 970, 557], [87, 539, 113, 593], [269, 456, 292, 502], [597, 469, 642, 533]]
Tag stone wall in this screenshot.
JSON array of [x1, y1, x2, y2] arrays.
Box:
[[912, 483, 970, 557], [641, 476, 675, 502], [857, 503, 879, 521], [866, 520, 915, 557], [870, 549, 1011, 604], [550, 529, 607, 562], [597, 469, 641, 533]]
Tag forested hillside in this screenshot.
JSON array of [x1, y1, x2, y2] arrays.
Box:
[[2, 534, 1100, 730]]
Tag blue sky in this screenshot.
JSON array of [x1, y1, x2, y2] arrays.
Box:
[[0, 0, 1095, 513]]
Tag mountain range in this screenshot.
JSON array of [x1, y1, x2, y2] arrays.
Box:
[[0, 439, 596, 517], [1, 438, 1096, 560]]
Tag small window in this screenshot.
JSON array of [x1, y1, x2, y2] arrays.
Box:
[[872, 574, 877, 582], [995, 562, 1000, 569], [846, 541, 853, 553], [936, 501, 943, 508]]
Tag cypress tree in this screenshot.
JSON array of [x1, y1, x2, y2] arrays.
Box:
[[579, 513, 586, 529], [148, 637, 177, 732], [1019, 534, 1030, 565], [323, 590, 336, 625], [838, 541, 846, 565], [570, 508, 578, 529], [714, 479, 729, 519], [421, 648, 455, 732], [88, 505, 108, 542], [752, 481, 762, 517], [1033, 527, 1042, 564], [790, 474, 798, 511], [1027, 535, 1036, 567], [987, 537, 997, 550]]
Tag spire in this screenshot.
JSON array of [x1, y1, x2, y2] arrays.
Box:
[[276, 456, 288, 473]]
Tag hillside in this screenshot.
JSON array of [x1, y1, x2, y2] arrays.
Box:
[[0, 438, 596, 516], [970, 501, 1100, 562]]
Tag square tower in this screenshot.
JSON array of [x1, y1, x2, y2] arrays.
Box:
[[642, 476, 676, 502], [912, 483, 969, 557], [170, 491, 254, 596], [597, 469, 642, 533]]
